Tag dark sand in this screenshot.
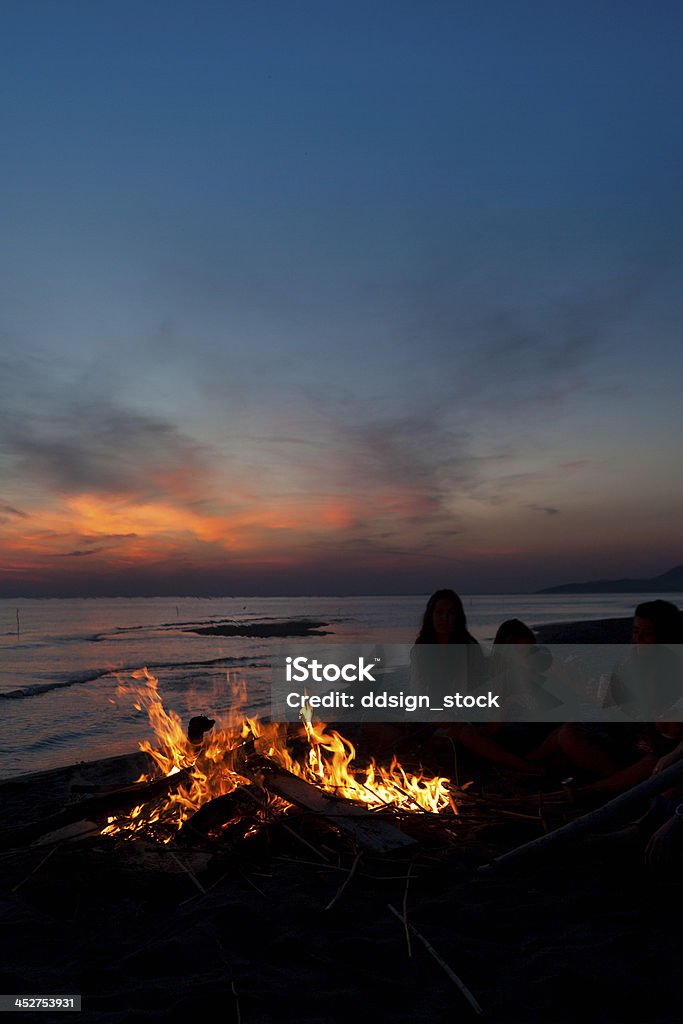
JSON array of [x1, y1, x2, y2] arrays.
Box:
[[1, 617, 678, 1023], [2, 805, 679, 1023]]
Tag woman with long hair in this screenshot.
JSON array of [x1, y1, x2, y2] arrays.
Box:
[[411, 590, 484, 708], [414, 589, 479, 646]]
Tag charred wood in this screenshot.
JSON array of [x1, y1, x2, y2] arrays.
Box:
[[237, 750, 418, 855], [0, 767, 193, 850], [175, 785, 260, 844]]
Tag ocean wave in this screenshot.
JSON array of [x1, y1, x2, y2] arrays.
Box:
[[0, 672, 107, 701], [0, 654, 269, 701]]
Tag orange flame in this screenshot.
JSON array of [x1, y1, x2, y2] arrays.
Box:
[[103, 669, 454, 841]]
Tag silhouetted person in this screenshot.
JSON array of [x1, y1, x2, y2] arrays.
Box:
[[410, 589, 485, 711], [603, 600, 683, 719]]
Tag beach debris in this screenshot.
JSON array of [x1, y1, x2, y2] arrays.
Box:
[[0, 767, 193, 850], [387, 903, 484, 1016], [10, 844, 59, 893], [166, 849, 207, 893], [324, 850, 362, 910], [479, 758, 683, 874], [35, 820, 101, 846]]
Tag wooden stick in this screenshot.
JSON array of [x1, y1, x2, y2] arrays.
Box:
[[278, 821, 330, 863], [167, 850, 206, 894], [387, 904, 484, 1016], [479, 758, 683, 874], [10, 844, 58, 893], [325, 850, 362, 911], [401, 860, 414, 958], [238, 870, 266, 898], [496, 809, 545, 822], [231, 980, 241, 1024], [178, 868, 236, 907]]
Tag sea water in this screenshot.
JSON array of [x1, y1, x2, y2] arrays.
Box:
[[1, 593, 677, 779]]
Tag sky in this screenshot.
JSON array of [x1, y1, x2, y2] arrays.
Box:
[[1, 1, 682, 597]]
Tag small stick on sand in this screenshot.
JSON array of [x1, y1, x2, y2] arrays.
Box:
[[497, 809, 544, 822], [402, 859, 414, 957], [389, 895, 411, 958], [179, 868, 236, 907], [10, 844, 58, 893], [231, 980, 241, 1024], [325, 850, 362, 911], [387, 904, 484, 1016], [167, 850, 206, 894], [279, 822, 330, 862], [238, 870, 267, 898]]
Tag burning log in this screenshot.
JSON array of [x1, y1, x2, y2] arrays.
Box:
[[0, 768, 193, 850], [237, 749, 418, 855], [175, 785, 260, 845]]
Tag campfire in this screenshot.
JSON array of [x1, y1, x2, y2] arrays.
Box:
[[102, 668, 457, 849]]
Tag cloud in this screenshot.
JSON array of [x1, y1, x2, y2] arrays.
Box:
[[1, 390, 215, 506], [0, 502, 29, 524], [529, 504, 560, 516], [55, 548, 106, 557]]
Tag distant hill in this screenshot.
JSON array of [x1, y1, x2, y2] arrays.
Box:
[[538, 564, 683, 594]]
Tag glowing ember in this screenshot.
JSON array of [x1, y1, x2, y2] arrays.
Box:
[[103, 668, 455, 841]]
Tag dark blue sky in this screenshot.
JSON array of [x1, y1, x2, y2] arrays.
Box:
[[1, 2, 681, 595]]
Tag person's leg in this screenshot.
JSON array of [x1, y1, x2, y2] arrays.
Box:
[[556, 723, 624, 778]]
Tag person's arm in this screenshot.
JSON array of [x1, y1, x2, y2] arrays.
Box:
[[457, 724, 544, 775], [580, 751, 657, 796], [602, 669, 626, 708], [644, 805, 683, 867], [466, 642, 487, 692], [653, 740, 683, 775]]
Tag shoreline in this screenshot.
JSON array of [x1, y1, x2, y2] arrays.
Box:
[[534, 616, 632, 644]]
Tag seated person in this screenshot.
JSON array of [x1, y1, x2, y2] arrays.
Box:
[[353, 591, 484, 768], [489, 618, 561, 718], [531, 601, 683, 796], [588, 724, 683, 869], [410, 589, 485, 713], [454, 619, 555, 776], [603, 600, 683, 719]]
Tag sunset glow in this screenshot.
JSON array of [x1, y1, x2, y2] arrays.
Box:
[[1, 4, 681, 596]]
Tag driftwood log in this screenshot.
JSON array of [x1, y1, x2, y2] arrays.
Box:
[[175, 784, 260, 844], [0, 767, 193, 850], [236, 749, 418, 855], [479, 759, 683, 874]]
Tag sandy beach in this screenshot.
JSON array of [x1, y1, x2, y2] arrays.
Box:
[[2, 817, 679, 1023], [1, 616, 679, 1023]]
